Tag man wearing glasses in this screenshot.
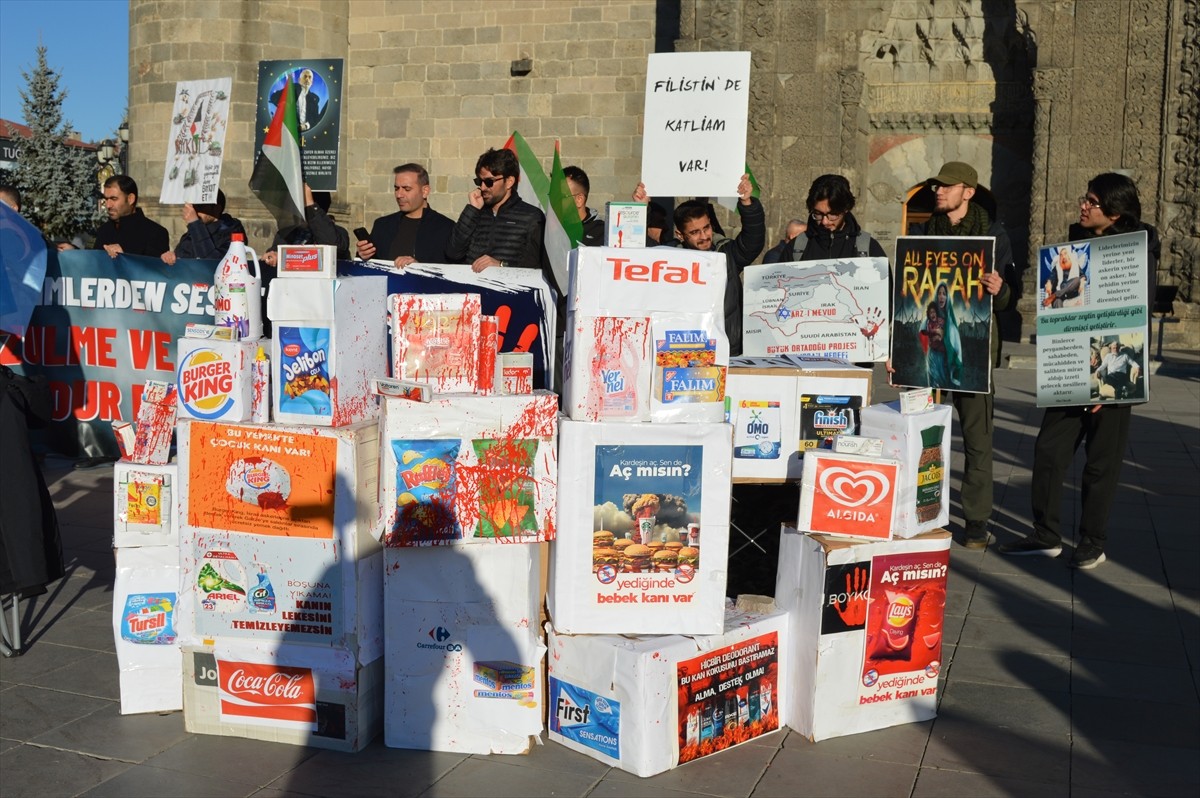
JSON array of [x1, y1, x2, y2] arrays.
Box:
[[448, 148, 546, 274], [356, 163, 455, 267], [912, 161, 1015, 550], [776, 174, 887, 262]]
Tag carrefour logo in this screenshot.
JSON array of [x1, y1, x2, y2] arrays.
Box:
[[430, 626, 450, 643], [177, 348, 235, 419], [417, 625, 461, 651]]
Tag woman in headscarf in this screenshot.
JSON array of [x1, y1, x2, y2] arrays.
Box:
[[919, 282, 962, 388]]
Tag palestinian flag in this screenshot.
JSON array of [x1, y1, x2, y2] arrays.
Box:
[[249, 75, 305, 221], [544, 141, 585, 295], [504, 131, 549, 210]]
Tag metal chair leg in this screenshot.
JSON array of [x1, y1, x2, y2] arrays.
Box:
[[0, 593, 22, 657]]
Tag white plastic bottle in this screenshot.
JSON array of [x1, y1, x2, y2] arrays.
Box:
[[214, 233, 262, 340]]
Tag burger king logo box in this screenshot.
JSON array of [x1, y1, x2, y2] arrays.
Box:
[[562, 246, 730, 424], [775, 526, 950, 741], [377, 391, 558, 546], [547, 605, 787, 777], [549, 419, 732, 635], [176, 418, 384, 664], [113, 461, 177, 548], [797, 449, 902, 541], [267, 274, 387, 426], [725, 356, 872, 483], [383, 543, 544, 754], [182, 638, 382, 752], [176, 338, 258, 422], [390, 293, 482, 394], [113, 546, 183, 714], [859, 401, 953, 537]]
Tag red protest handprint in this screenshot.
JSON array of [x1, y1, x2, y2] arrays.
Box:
[[833, 566, 868, 626]]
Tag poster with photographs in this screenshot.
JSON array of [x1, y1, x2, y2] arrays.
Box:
[[890, 236, 995, 394], [159, 78, 232, 204], [1035, 231, 1150, 407], [254, 59, 343, 190]]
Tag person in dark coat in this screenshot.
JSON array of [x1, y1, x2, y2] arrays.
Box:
[[0, 366, 65, 602], [161, 190, 247, 264]]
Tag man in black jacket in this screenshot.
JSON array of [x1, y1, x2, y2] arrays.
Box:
[[447, 148, 546, 273], [162, 190, 246, 264], [563, 165, 605, 246], [92, 175, 170, 258], [357, 163, 455, 267]]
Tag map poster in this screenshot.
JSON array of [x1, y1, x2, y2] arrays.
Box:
[[159, 78, 232, 204], [1035, 231, 1149, 407], [254, 59, 343, 191], [741, 257, 890, 361], [890, 236, 994, 394]]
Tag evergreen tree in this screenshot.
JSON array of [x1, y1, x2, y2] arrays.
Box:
[[14, 45, 101, 240]]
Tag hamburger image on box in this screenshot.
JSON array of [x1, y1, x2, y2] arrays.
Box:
[[550, 419, 732, 635], [267, 274, 387, 427], [176, 338, 258, 423], [859, 401, 953, 538], [775, 526, 950, 741], [547, 606, 787, 777]]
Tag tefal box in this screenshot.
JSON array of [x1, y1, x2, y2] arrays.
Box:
[[547, 606, 786, 777], [377, 391, 558, 546], [267, 275, 387, 426], [859, 401, 952, 537], [725, 357, 873, 484], [549, 419, 732, 635], [113, 546, 182, 715], [113, 461, 177, 548], [797, 450, 901, 541], [176, 419, 383, 661], [563, 247, 730, 424], [277, 244, 337, 279], [383, 544, 544, 754], [176, 338, 258, 422], [182, 640, 382, 753], [775, 527, 949, 741], [390, 293, 482, 394]]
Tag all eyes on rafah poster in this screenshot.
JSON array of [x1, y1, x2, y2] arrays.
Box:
[[890, 236, 994, 395]]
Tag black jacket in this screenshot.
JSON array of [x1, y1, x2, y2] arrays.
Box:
[[174, 213, 247, 259], [447, 192, 546, 271], [271, 204, 351, 260], [369, 206, 456, 264], [782, 212, 887, 262], [580, 208, 605, 247], [93, 208, 170, 257], [660, 197, 766, 355]]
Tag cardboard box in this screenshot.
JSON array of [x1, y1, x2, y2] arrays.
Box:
[[277, 244, 337, 279], [378, 391, 558, 546], [547, 607, 787, 777], [176, 338, 258, 422], [390, 293, 482, 394], [267, 275, 388, 427], [383, 544, 544, 754], [176, 419, 383, 661], [549, 419, 732, 635], [182, 640, 382, 752], [797, 450, 902, 541], [725, 357, 873, 483], [113, 462, 177, 548], [563, 247, 729, 424], [113, 547, 182, 714], [860, 402, 953, 537], [775, 527, 950, 741]]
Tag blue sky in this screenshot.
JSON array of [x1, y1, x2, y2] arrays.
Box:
[[0, 0, 129, 142]]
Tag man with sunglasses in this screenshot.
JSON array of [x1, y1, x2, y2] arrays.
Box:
[[447, 148, 546, 274]]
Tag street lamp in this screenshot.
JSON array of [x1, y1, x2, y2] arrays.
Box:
[[96, 138, 117, 188], [117, 121, 129, 175]]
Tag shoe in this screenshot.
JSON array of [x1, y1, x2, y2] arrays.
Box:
[[997, 536, 1062, 557], [1070, 542, 1107, 570], [962, 520, 992, 550], [74, 456, 116, 470]]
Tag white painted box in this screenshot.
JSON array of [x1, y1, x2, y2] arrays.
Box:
[[113, 546, 182, 715], [547, 606, 787, 777], [113, 461, 177, 548], [383, 544, 544, 754], [859, 401, 953, 537], [548, 419, 732, 635], [390, 293, 482, 394], [377, 391, 558, 546], [268, 275, 387, 426], [775, 526, 950, 741]]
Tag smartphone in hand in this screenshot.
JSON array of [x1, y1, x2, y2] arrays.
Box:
[[353, 227, 371, 243]]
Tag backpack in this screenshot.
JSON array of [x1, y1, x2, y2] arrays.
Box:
[[786, 230, 872, 261]]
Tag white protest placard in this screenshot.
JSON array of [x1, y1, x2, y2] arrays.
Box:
[[159, 78, 232, 204], [640, 51, 750, 197]]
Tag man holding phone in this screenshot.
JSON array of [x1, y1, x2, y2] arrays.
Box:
[[356, 163, 455, 267]]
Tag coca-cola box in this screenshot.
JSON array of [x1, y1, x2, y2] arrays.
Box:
[[562, 247, 730, 424], [182, 639, 382, 752], [775, 526, 950, 741]]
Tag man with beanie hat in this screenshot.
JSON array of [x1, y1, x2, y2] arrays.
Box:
[[909, 161, 1015, 549]]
